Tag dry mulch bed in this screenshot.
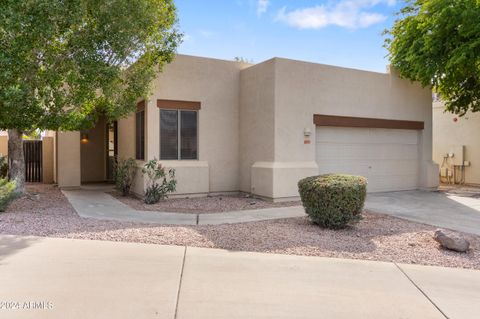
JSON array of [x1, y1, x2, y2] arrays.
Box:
[[110, 190, 301, 213], [1, 184, 479, 270]]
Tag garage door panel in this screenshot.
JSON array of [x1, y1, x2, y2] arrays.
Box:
[[316, 127, 419, 192], [366, 175, 418, 192], [318, 159, 419, 176], [316, 144, 418, 160], [316, 127, 419, 144]]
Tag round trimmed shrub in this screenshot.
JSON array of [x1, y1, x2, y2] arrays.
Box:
[[298, 174, 367, 229]]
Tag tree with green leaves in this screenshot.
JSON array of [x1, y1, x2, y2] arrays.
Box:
[[0, 0, 181, 194], [384, 0, 480, 115]]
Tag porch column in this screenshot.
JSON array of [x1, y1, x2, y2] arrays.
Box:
[[56, 131, 81, 189]]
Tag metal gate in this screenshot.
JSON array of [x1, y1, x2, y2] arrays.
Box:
[[24, 140, 42, 182]]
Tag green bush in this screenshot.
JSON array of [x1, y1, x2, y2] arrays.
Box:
[[0, 155, 8, 178], [0, 178, 16, 212], [298, 174, 367, 229], [113, 157, 137, 196], [142, 159, 176, 204]]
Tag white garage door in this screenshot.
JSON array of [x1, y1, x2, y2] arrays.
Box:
[[315, 127, 419, 192]]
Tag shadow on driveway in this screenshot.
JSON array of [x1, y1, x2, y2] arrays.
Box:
[[0, 235, 40, 264]]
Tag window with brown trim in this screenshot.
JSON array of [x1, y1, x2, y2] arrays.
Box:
[[160, 109, 198, 160], [135, 109, 145, 160]]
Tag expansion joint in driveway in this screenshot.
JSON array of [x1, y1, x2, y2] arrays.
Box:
[[174, 246, 187, 319], [394, 263, 449, 319]]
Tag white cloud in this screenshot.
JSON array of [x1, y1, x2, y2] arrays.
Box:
[[276, 0, 395, 30], [257, 0, 270, 16], [357, 12, 386, 27], [198, 30, 215, 38]]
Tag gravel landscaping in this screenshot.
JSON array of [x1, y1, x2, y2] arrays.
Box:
[[110, 190, 301, 213], [1, 184, 479, 270]]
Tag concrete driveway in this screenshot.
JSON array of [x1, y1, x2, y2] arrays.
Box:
[[1, 235, 479, 319], [366, 190, 480, 235]]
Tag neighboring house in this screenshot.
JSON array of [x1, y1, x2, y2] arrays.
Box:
[[433, 100, 480, 185], [41, 55, 439, 200]]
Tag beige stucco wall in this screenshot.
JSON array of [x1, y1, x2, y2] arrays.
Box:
[[43, 131, 57, 183], [57, 131, 81, 188], [0, 136, 7, 156], [42, 136, 54, 183], [433, 102, 480, 185], [117, 113, 136, 160], [145, 54, 249, 195], [52, 54, 439, 198], [241, 58, 438, 199], [239, 59, 276, 195]]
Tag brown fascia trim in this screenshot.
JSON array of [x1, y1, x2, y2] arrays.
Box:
[[137, 100, 145, 112], [313, 114, 424, 130], [157, 99, 201, 110]]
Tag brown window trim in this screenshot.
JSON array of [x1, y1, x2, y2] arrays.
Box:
[[157, 99, 201, 110], [137, 100, 145, 111], [313, 114, 424, 130]]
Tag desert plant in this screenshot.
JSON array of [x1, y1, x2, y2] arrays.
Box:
[[142, 159, 176, 204], [0, 178, 16, 212], [298, 174, 367, 229], [0, 155, 7, 178], [114, 157, 137, 196]]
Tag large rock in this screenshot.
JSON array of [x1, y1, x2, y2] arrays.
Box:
[[434, 229, 470, 252]]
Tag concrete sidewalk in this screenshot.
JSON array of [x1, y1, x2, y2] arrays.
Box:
[[63, 189, 305, 225], [0, 235, 479, 319]]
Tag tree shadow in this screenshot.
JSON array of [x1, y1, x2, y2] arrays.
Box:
[[0, 235, 39, 264]]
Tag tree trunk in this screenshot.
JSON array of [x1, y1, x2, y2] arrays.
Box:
[[7, 129, 25, 194]]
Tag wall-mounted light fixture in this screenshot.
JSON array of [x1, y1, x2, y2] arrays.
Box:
[[303, 127, 312, 145], [80, 131, 89, 144]]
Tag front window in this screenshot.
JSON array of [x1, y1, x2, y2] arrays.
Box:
[[135, 110, 145, 160], [160, 109, 198, 160]]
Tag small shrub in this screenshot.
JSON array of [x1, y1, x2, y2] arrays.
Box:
[[114, 157, 137, 196], [0, 178, 16, 212], [0, 155, 8, 178], [298, 174, 367, 229], [142, 159, 176, 204]]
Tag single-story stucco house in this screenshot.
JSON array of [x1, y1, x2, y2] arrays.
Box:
[[4, 54, 440, 201], [433, 99, 480, 185]]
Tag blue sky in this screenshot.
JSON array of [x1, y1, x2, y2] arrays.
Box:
[[175, 0, 403, 73]]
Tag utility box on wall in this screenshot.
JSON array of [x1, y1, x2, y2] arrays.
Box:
[[447, 145, 464, 166]]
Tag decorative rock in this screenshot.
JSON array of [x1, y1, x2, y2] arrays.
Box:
[[434, 229, 470, 252]]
